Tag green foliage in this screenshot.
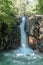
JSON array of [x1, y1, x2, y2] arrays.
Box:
[[36, 0, 43, 14], [0, 0, 17, 32]]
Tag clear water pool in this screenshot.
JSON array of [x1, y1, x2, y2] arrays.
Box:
[[0, 51, 43, 65]]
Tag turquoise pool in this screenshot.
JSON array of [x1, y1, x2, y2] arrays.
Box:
[[0, 51, 43, 65]]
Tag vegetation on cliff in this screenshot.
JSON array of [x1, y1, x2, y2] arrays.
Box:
[[0, 0, 21, 51], [36, 0, 43, 14]]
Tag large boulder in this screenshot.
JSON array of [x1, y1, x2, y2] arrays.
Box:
[[25, 14, 43, 52]]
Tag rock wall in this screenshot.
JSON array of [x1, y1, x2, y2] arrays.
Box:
[[25, 14, 43, 52], [0, 17, 21, 51]]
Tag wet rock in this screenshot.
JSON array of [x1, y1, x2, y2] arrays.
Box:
[[25, 14, 43, 52], [0, 19, 21, 51]]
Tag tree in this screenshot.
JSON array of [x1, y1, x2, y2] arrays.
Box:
[[36, 0, 43, 14], [0, 0, 17, 32]]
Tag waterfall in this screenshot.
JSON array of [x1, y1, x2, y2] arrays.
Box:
[[20, 16, 28, 47], [14, 16, 35, 55]]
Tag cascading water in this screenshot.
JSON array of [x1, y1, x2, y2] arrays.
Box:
[[14, 16, 34, 55], [20, 16, 28, 47]]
